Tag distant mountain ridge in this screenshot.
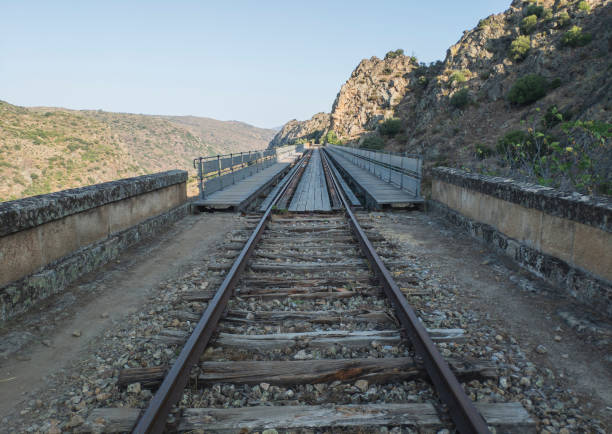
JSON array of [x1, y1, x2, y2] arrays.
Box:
[[0, 101, 275, 202]]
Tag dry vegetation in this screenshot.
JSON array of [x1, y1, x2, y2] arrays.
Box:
[[0, 101, 274, 202]]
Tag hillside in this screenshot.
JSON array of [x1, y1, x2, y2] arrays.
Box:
[[273, 0, 611, 193], [0, 102, 275, 202]]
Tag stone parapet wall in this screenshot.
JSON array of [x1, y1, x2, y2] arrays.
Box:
[[430, 167, 612, 317], [0, 171, 188, 323]]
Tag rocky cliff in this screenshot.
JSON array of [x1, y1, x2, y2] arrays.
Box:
[[330, 54, 417, 140], [268, 112, 331, 147], [389, 0, 612, 166], [274, 0, 611, 174]]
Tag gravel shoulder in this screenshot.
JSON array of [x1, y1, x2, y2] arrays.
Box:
[[368, 210, 611, 430], [1, 209, 610, 433], [0, 213, 243, 420]]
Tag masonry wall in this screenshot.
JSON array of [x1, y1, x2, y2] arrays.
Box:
[[0, 170, 188, 323], [430, 167, 612, 317]]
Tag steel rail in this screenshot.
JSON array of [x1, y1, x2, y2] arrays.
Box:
[[321, 149, 491, 434], [131, 153, 308, 434]]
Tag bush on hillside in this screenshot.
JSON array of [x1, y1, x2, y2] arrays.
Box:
[[526, 4, 544, 17], [378, 118, 402, 136], [510, 35, 531, 61], [477, 17, 492, 29], [475, 143, 494, 160], [496, 130, 531, 157], [385, 49, 404, 59], [577, 1, 590, 12], [325, 130, 341, 145], [542, 105, 565, 129], [449, 70, 469, 84], [360, 135, 385, 150], [557, 11, 571, 28], [561, 25, 592, 47], [507, 74, 549, 105], [450, 88, 471, 109], [521, 15, 538, 34]]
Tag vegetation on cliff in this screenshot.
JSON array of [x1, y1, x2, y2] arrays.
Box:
[[272, 0, 610, 195]]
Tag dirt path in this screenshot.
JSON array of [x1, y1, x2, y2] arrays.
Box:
[[0, 213, 243, 418]]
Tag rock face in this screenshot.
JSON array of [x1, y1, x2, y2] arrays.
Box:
[[330, 55, 417, 141], [276, 0, 611, 170], [269, 112, 331, 147]]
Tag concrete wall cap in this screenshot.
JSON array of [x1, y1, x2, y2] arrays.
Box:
[[0, 170, 187, 237], [431, 167, 612, 232]]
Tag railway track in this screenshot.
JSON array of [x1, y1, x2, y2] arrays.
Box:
[[87, 149, 533, 433]]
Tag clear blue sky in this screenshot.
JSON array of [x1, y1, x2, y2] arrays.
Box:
[[1, 1, 511, 129]]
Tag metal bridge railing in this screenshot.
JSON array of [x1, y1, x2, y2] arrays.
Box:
[[192, 144, 304, 199], [326, 144, 423, 198]]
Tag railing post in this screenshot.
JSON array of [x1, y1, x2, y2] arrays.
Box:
[[388, 152, 392, 183], [197, 157, 204, 199], [400, 154, 404, 192], [217, 155, 221, 178]]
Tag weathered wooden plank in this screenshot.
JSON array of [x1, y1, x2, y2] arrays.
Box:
[[236, 290, 361, 300], [224, 309, 394, 324], [81, 402, 534, 433], [197, 357, 496, 386], [118, 356, 497, 389], [152, 328, 465, 347], [241, 276, 374, 288], [179, 402, 535, 432], [248, 261, 369, 272]]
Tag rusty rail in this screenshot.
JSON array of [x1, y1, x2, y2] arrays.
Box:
[[321, 149, 490, 433], [131, 155, 306, 434], [133, 148, 490, 433]]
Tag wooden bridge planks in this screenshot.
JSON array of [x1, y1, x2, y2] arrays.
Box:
[[289, 149, 332, 212], [197, 162, 289, 209], [327, 149, 423, 207], [84, 402, 535, 432]]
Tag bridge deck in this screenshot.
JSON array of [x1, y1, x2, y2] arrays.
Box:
[[326, 149, 423, 209], [289, 149, 332, 212], [196, 162, 289, 210]]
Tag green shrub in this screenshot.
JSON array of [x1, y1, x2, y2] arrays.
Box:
[[417, 75, 429, 86], [449, 70, 468, 84], [526, 4, 544, 17], [477, 17, 492, 29], [557, 11, 571, 27], [325, 130, 341, 145], [577, 1, 590, 12], [479, 70, 491, 80], [378, 118, 402, 136], [450, 88, 471, 109], [475, 144, 494, 160], [561, 25, 592, 47], [542, 105, 564, 128], [361, 135, 385, 150], [550, 77, 562, 89], [385, 49, 404, 59], [496, 130, 531, 156], [510, 35, 531, 61], [521, 14, 538, 34], [507, 74, 549, 105], [382, 67, 392, 75]]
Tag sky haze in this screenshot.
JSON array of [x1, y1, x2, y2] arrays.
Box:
[[0, 1, 511, 128]]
